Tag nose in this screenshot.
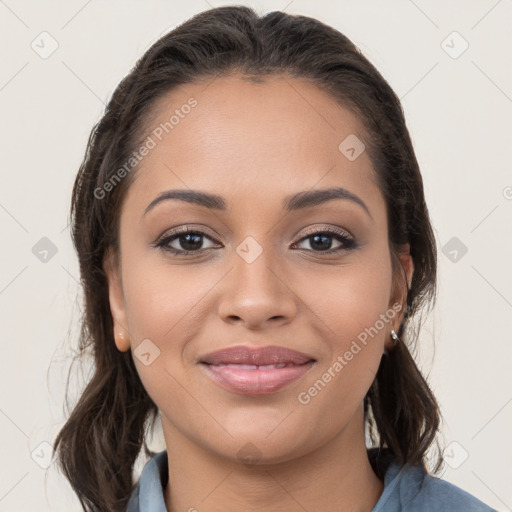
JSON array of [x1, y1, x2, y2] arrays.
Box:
[[216, 244, 298, 330]]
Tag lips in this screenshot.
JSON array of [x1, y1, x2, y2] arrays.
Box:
[[199, 345, 316, 395], [200, 345, 314, 366]]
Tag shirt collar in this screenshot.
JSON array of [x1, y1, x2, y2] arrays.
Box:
[[128, 449, 412, 512]]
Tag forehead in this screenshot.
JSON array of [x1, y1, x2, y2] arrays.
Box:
[[124, 73, 379, 213]]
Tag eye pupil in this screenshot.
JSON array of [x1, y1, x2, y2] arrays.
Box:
[[310, 234, 333, 251], [180, 233, 203, 251]]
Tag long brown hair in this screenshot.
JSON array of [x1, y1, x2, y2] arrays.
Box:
[[52, 6, 441, 511]]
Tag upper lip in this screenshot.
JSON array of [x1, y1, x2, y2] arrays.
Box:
[[200, 345, 316, 366]]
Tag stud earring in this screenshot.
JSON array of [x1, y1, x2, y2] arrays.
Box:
[[390, 329, 400, 345]]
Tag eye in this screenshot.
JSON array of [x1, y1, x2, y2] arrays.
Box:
[[154, 226, 357, 257], [154, 227, 220, 255], [292, 227, 357, 254]]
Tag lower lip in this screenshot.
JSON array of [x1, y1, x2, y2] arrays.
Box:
[[200, 362, 315, 395]]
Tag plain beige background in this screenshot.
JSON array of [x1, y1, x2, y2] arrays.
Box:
[[0, 0, 511, 510]]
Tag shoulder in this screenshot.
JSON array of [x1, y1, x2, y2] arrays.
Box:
[[126, 483, 140, 512], [373, 461, 498, 512], [126, 450, 169, 512]]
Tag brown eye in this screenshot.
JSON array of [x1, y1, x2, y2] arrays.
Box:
[[155, 228, 219, 255], [293, 228, 356, 254]]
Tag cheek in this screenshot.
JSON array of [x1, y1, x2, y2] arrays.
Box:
[[118, 245, 216, 389], [300, 249, 393, 346], [122, 252, 213, 343], [120, 267, 208, 416], [294, 250, 393, 417]]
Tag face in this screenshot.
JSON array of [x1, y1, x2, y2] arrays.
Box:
[[105, 74, 412, 464]]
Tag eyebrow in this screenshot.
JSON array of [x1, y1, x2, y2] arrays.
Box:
[[143, 187, 371, 218]]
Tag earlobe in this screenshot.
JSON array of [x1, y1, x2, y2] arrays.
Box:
[[115, 331, 130, 352], [103, 248, 131, 352]]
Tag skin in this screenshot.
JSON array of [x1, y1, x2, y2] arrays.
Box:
[[104, 74, 413, 512]]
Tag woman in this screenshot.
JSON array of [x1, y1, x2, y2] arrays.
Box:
[[52, 6, 497, 512]]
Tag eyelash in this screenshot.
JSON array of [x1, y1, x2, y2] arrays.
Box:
[[154, 226, 357, 256]]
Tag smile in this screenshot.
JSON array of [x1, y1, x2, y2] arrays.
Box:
[[199, 345, 316, 395]]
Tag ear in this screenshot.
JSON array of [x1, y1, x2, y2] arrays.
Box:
[[388, 243, 414, 335], [103, 247, 131, 352]]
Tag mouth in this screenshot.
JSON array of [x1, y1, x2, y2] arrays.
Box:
[[199, 345, 316, 395]]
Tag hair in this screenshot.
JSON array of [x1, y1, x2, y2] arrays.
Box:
[[52, 5, 441, 512]]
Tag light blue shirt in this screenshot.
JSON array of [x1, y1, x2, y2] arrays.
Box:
[[126, 450, 497, 511]]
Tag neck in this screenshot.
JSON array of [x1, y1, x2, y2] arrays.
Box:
[[162, 409, 383, 512]]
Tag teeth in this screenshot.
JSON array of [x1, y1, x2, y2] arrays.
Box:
[[225, 364, 259, 370], [221, 363, 290, 369]]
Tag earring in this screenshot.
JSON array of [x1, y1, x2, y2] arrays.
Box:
[[390, 329, 400, 345]]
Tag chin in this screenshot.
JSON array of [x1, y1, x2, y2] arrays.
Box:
[[209, 423, 314, 466], [226, 437, 308, 467]]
